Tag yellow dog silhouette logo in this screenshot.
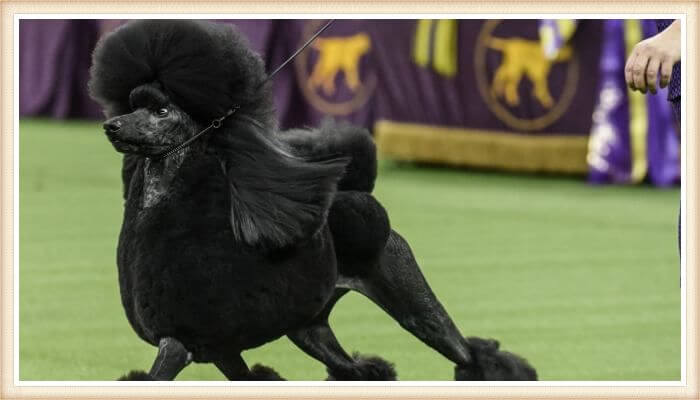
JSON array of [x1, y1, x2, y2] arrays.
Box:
[[308, 33, 371, 95], [487, 37, 572, 109], [474, 20, 579, 131]]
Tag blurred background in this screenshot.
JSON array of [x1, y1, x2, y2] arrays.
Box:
[[19, 19, 680, 381]]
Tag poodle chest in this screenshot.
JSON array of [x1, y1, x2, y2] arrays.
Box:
[[116, 196, 339, 358]]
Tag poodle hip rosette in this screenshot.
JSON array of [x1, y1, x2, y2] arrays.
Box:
[[88, 19, 537, 381]]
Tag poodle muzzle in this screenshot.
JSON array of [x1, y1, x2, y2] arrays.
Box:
[[103, 114, 176, 156]]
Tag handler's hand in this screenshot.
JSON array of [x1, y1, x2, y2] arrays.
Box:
[[624, 20, 681, 94]]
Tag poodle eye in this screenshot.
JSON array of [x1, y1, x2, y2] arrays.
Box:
[[156, 108, 169, 117]]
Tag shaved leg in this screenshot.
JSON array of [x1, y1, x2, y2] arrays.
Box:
[[288, 288, 396, 380], [341, 230, 473, 367], [148, 337, 192, 380], [214, 353, 285, 381], [214, 353, 250, 380], [287, 289, 357, 376]]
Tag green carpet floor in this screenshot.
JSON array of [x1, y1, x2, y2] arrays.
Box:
[[19, 118, 681, 381]]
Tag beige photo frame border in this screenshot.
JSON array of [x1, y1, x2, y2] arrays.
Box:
[[1, 1, 697, 398]]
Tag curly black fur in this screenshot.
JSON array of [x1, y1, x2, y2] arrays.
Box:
[[281, 119, 377, 192], [89, 19, 275, 129], [455, 337, 537, 381], [326, 353, 397, 381], [328, 191, 390, 276], [118, 370, 154, 381]]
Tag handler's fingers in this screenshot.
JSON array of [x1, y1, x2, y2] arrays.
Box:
[[659, 57, 673, 88], [625, 51, 639, 89], [632, 52, 649, 93], [646, 56, 661, 94]]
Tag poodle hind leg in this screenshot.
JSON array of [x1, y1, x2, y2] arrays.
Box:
[[340, 230, 473, 370], [118, 337, 192, 381], [345, 237, 539, 381], [287, 288, 397, 380]]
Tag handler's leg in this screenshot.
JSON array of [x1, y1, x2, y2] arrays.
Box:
[[287, 288, 396, 380], [341, 230, 473, 368]]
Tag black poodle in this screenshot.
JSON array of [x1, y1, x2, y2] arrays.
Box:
[[88, 19, 537, 381]]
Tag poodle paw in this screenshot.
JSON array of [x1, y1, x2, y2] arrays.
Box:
[[118, 370, 154, 380], [455, 336, 538, 381], [247, 364, 286, 380], [454, 362, 484, 381], [327, 352, 397, 381]]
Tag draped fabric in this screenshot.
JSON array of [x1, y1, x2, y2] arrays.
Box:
[[19, 20, 102, 118], [586, 20, 680, 186]]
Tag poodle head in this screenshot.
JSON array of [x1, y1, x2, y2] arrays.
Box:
[[102, 83, 200, 156], [89, 20, 275, 131]]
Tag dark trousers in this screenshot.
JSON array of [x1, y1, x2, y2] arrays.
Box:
[[672, 99, 681, 286]]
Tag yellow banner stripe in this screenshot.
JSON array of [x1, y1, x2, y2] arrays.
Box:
[[433, 19, 458, 77], [412, 19, 433, 68], [375, 120, 589, 174]]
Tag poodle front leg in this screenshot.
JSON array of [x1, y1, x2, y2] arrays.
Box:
[[214, 354, 285, 381], [148, 337, 192, 380], [119, 337, 192, 380], [341, 230, 473, 370], [287, 288, 397, 380]]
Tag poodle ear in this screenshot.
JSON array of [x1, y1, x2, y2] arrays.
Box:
[[215, 123, 348, 249], [121, 154, 141, 200]]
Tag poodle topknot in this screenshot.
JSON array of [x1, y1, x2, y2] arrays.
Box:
[[88, 19, 275, 129]]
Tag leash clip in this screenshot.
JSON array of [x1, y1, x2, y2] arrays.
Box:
[[212, 105, 240, 129]]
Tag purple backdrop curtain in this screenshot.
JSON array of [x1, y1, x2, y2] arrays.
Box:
[[19, 20, 102, 118]]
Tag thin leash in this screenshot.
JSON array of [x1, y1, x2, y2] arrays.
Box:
[[153, 19, 335, 160], [264, 19, 335, 84]]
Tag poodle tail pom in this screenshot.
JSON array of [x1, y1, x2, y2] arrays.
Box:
[[281, 119, 377, 192], [117, 370, 154, 380]]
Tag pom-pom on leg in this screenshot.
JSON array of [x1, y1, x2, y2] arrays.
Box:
[[117, 370, 154, 381], [454, 337, 537, 381], [326, 352, 397, 381], [247, 364, 286, 381]]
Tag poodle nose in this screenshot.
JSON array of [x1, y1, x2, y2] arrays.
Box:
[[103, 120, 122, 133]]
